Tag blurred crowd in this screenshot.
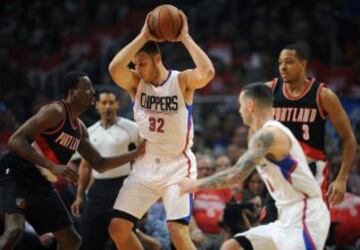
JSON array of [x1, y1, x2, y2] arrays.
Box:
[[1, 0, 360, 249]]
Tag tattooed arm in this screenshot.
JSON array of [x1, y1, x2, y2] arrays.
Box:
[[180, 129, 275, 193]]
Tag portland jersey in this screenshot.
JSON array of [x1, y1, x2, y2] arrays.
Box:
[[257, 120, 322, 208], [271, 78, 327, 160], [32, 100, 82, 181], [87, 117, 138, 179], [133, 70, 193, 156]]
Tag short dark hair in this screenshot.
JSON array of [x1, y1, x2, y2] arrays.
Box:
[[61, 71, 88, 97], [137, 41, 160, 55], [242, 83, 273, 107], [284, 41, 310, 61], [95, 86, 119, 101]]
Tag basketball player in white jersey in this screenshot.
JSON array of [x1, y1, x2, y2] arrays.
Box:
[[179, 83, 330, 250], [70, 88, 139, 250], [108, 11, 215, 250]]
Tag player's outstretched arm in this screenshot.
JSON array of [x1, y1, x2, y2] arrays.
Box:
[[179, 129, 274, 193], [77, 126, 146, 173], [176, 12, 215, 90], [321, 87, 357, 205]]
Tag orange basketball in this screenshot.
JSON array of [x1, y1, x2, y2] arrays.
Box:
[[148, 5, 183, 41]]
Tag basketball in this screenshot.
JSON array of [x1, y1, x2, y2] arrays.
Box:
[[148, 5, 183, 41]]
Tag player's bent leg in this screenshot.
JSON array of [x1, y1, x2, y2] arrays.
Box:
[[108, 216, 143, 250], [52, 225, 81, 250], [0, 213, 26, 250], [167, 221, 196, 250], [221, 239, 244, 250]]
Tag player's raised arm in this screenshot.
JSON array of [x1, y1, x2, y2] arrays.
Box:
[[176, 12, 215, 90], [108, 13, 163, 98]]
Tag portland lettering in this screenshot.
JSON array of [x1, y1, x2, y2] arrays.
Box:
[[140, 93, 178, 111], [55, 132, 80, 151], [273, 107, 317, 123]]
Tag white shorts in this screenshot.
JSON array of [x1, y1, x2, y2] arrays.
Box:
[[235, 196, 330, 250], [113, 149, 196, 221]]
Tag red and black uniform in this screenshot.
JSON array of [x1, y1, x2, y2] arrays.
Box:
[[0, 100, 82, 235], [261, 78, 330, 224], [271, 77, 329, 196]]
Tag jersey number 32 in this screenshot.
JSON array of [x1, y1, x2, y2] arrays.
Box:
[[149, 117, 165, 133]]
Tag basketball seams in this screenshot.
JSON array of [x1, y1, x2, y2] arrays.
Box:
[[148, 4, 182, 40]]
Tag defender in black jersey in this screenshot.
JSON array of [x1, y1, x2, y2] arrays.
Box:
[[261, 42, 357, 224], [0, 71, 145, 250]]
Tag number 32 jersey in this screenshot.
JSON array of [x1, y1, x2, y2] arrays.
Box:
[[133, 70, 193, 156], [271, 78, 327, 160]]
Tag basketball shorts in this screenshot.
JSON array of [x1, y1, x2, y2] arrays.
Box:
[[113, 149, 196, 223], [0, 153, 73, 235], [235, 196, 330, 250]]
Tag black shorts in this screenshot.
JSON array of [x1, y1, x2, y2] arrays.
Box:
[[0, 153, 73, 235]]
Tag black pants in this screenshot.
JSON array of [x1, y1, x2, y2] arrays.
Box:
[[80, 176, 127, 250]]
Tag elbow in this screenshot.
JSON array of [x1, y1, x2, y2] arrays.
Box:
[[207, 66, 215, 81], [108, 62, 117, 78]]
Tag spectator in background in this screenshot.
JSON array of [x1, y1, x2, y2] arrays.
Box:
[[192, 154, 232, 250]]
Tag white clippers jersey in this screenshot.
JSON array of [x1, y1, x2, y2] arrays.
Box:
[[88, 117, 138, 179], [257, 120, 322, 208], [133, 70, 193, 156]]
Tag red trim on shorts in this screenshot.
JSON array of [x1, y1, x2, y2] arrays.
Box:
[[302, 199, 317, 250], [183, 151, 191, 177], [316, 83, 328, 120], [35, 136, 60, 164], [299, 142, 326, 161], [321, 161, 329, 202], [282, 78, 315, 100]]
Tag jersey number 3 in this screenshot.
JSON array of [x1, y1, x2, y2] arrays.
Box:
[[149, 117, 165, 133], [302, 124, 310, 140]]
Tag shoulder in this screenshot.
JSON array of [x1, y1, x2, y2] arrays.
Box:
[[319, 86, 341, 106], [319, 86, 336, 99], [36, 102, 66, 123]]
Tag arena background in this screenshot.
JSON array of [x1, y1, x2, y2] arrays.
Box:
[[1, 0, 360, 249]]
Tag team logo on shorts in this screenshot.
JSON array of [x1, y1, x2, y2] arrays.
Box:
[[16, 198, 26, 209]]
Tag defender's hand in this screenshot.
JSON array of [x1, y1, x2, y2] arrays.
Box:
[[49, 164, 79, 185], [135, 139, 146, 157], [328, 179, 346, 206]]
